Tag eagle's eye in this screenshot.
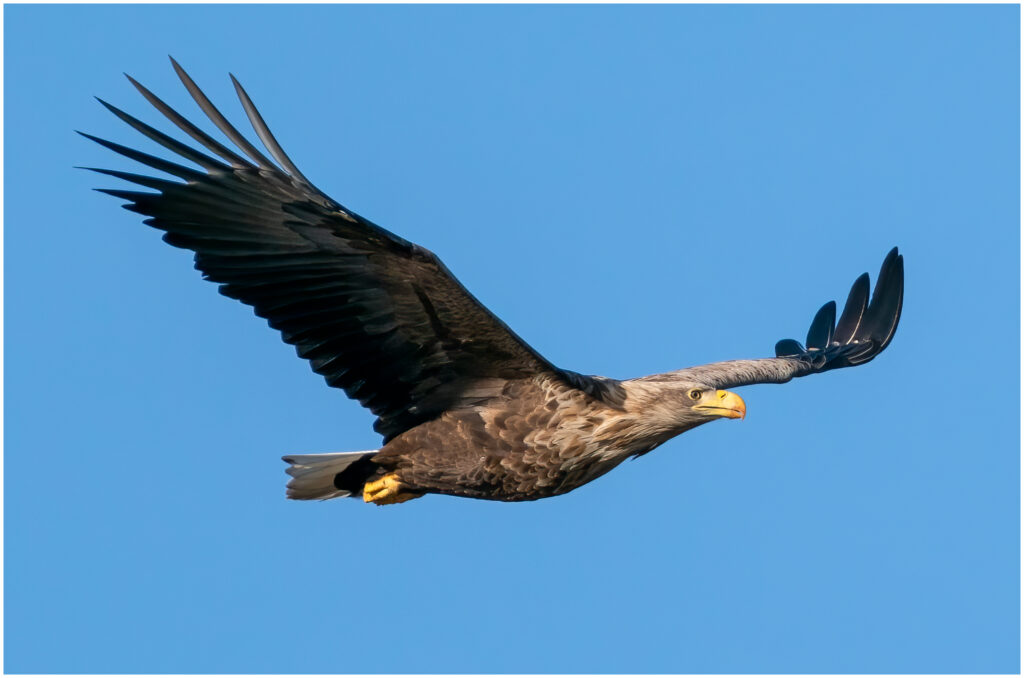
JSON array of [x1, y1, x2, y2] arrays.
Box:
[[688, 389, 702, 401]]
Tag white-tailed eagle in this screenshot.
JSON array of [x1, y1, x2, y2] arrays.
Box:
[[83, 59, 904, 505]]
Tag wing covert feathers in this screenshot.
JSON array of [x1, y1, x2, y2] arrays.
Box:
[[84, 57, 564, 441]]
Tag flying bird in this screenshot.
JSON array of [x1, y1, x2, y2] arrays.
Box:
[[83, 59, 904, 505]]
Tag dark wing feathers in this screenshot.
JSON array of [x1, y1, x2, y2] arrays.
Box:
[[832, 272, 870, 345], [79, 131, 207, 182], [168, 57, 278, 172], [95, 97, 230, 173], [804, 300, 835, 351], [771, 246, 903, 372], [125, 73, 252, 169], [229, 73, 314, 185], [859, 246, 903, 356], [682, 248, 903, 389], [84, 58, 564, 441]]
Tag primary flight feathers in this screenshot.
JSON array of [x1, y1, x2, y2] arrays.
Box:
[[84, 58, 904, 505]]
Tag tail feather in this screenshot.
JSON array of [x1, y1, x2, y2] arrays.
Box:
[[282, 451, 377, 500]]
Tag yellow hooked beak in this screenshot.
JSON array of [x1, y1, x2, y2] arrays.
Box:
[[693, 389, 746, 420]]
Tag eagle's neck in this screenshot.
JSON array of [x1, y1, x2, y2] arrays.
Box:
[[592, 377, 708, 453]]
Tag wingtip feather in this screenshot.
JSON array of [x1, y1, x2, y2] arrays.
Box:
[[833, 272, 870, 344], [805, 300, 836, 350]]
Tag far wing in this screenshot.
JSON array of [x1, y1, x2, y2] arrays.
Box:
[[679, 248, 904, 389], [84, 58, 566, 442]]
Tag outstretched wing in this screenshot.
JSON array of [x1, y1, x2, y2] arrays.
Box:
[[83, 58, 565, 442], [679, 247, 904, 389]]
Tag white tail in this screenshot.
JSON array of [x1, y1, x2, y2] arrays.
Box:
[[282, 451, 377, 500]]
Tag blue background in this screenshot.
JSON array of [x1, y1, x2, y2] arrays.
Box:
[[5, 4, 1019, 673]]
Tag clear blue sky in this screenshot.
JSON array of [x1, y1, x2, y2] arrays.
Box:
[[5, 4, 1019, 673]]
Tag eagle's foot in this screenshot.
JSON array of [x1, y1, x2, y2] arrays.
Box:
[[362, 473, 423, 505]]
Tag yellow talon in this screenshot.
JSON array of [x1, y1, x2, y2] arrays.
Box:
[[362, 473, 423, 505]]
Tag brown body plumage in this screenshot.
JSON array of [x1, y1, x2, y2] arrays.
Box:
[[374, 375, 665, 501], [85, 60, 904, 505]]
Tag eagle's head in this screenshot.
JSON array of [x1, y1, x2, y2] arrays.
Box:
[[685, 386, 747, 421], [620, 378, 747, 445]]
